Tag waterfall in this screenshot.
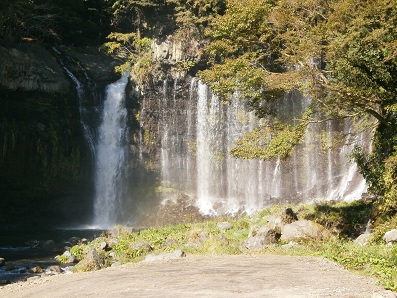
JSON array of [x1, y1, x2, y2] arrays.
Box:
[[152, 78, 367, 216], [63, 66, 97, 157], [93, 73, 129, 227]]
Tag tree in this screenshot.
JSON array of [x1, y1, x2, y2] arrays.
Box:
[[0, 0, 57, 46], [0, 0, 116, 46], [199, 0, 397, 212]]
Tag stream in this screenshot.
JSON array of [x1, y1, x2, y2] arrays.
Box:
[[0, 228, 102, 284]]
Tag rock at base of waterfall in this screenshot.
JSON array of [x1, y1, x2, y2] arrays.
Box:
[[0, 258, 5, 266], [68, 237, 81, 246], [244, 225, 281, 251], [42, 240, 56, 252], [130, 241, 153, 252], [144, 249, 186, 262], [73, 248, 103, 272], [99, 241, 110, 251], [217, 222, 233, 232], [280, 220, 331, 242], [383, 229, 397, 244], [29, 266, 43, 274], [57, 250, 78, 264], [48, 265, 62, 274], [107, 225, 136, 238], [281, 208, 299, 224], [354, 233, 373, 246]]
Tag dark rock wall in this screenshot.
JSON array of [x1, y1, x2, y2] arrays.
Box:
[[0, 87, 92, 230], [0, 42, 118, 231]]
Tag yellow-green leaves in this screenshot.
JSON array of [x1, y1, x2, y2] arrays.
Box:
[[230, 108, 312, 160], [101, 31, 153, 82]]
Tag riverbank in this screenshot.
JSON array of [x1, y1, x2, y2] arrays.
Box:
[[0, 228, 103, 283]]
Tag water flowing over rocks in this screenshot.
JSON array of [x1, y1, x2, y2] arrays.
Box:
[[130, 69, 370, 220]]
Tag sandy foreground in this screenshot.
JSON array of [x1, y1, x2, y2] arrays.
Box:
[[0, 254, 396, 298]]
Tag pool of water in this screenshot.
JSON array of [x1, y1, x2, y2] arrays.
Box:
[[0, 228, 103, 283]]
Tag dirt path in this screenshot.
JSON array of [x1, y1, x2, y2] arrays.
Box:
[[0, 254, 395, 298]]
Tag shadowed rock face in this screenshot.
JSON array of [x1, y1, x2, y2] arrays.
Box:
[[0, 43, 70, 92], [0, 42, 120, 231]]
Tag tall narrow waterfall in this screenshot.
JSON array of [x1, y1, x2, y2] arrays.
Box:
[[93, 73, 129, 227], [62, 66, 97, 157], [150, 79, 368, 216]]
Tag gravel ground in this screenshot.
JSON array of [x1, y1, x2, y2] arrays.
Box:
[[0, 254, 396, 298]]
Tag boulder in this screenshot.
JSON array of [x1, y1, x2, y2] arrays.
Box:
[[108, 225, 135, 238], [48, 265, 62, 274], [0, 257, 5, 266], [130, 241, 153, 252], [265, 215, 283, 230], [217, 222, 233, 232], [29, 266, 43, 274], [73, 248, 103, 272], [42, 240, 56, 251], [57, 250, 78, 264], [187, 230, 209, 248], [99, 241, 110, 251], [281, 208, 299, 224], [354, 233, 373, 246], [144, 250, 186, 262], [383, 229, 397, 244], [281, 220, 330, 242], [244, 225, 280, 251], [68, 237, 81, 246]]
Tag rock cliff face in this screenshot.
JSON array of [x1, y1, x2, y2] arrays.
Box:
[[124, 34, 368, 221], [0, 43, 70, 92], [0, 41, 119, 231]]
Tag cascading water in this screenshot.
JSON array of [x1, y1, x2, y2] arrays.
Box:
[[62, 66, 97, 157], [150, 78, 368, 216], [93, 73, 129, 227]]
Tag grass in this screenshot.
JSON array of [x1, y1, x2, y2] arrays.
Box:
[[67, 201, 397, 291]]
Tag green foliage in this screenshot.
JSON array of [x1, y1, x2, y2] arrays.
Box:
[[167, 0, 225, 32], [68, 201, 397, 290], [55, 254, 69, 264], [197, 0, 397, 212], [101, 31, 153, 81], [303, 201, 373, 238], [314, 241, 397, 291], [70, 245, 86, 260]]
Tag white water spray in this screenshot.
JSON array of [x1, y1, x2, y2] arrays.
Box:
[[93, 73, 129, 227], [63, 67, 96, 156]]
